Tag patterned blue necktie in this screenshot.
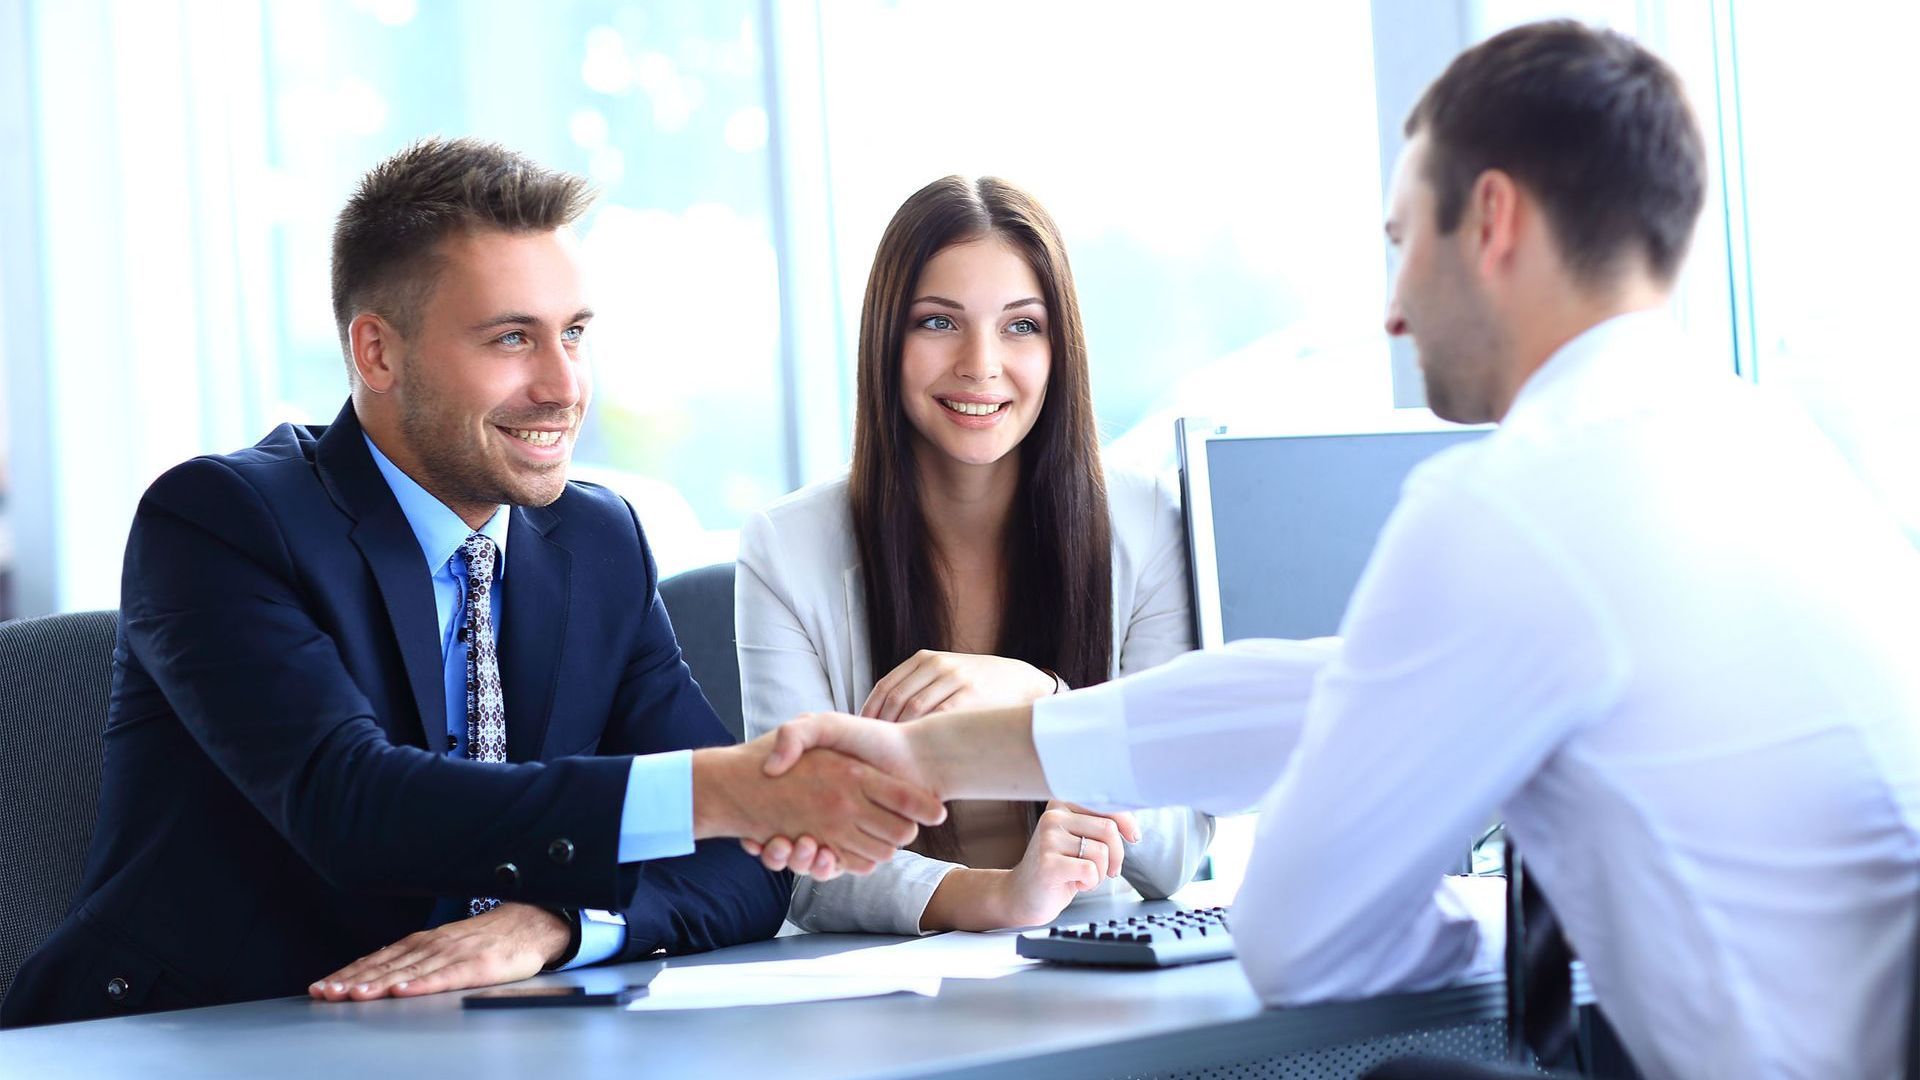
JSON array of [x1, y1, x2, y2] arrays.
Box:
[[460, 533, 506, 917]]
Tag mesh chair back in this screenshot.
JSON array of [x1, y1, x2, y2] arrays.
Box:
[[0, 610, 117, 1004], [658, 563, 743, 743]]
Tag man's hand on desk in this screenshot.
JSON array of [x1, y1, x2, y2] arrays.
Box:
[[693, 735, 946, 879], [308, 902, 569, 1002]]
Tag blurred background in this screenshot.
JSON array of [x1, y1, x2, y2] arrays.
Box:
[[1, 0, 1915, 618]]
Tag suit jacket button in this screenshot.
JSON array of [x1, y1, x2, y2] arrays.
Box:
[[106, 976, 129, 1001], [548, 838, 574, 865], [493, 862, 521, 892]]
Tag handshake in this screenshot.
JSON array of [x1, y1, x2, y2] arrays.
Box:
[[692, 706, 1050, 880], [692, 712, 946, 880]]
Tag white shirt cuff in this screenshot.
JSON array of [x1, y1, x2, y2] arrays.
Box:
[[561, 909, 628, 969], [1031, 681, 1141, 810], [617, 750, 696, 863]]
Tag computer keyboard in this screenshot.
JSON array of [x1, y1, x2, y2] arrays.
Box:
[[1015, 906, 1235, 968]]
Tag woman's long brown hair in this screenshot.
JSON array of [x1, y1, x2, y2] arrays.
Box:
[[849, 176, 1112, 860]]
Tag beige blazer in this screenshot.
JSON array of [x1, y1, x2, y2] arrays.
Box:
[[736, 466, 1215, 934]]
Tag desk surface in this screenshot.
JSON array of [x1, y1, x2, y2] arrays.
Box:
[[0, 889, 1506, 1080]]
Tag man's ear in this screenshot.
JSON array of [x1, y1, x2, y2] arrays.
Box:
[[1467, 168, 1522, 281], [349, 312, 401, 394]]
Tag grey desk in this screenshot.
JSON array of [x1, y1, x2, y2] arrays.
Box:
[[0, 895, 1509, 1079]]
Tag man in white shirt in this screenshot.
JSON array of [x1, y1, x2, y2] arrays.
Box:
[[750, 20, 1920, 1078]]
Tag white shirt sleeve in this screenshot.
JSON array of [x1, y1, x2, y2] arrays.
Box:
[[1232, 468, 1629, 1004], [1033, 637, 1341, 814]]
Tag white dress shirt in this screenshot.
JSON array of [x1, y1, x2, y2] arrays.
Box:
[[738, 467, 1216, 934], [1034, 312, 1920, 1079]]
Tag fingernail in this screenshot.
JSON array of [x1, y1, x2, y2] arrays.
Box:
[[309, 982, 322, 992], [355, 983, 371, 994], [329, 982, 345, 994], [395, 981, 409, 991]]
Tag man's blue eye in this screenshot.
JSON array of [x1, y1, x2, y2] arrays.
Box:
[[499, 331, 527, 346], [562, 326, 584, 343]]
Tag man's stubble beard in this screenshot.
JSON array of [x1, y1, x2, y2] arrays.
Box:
[[396, 361, 567, 510], [1418, 256, 1507, 425]]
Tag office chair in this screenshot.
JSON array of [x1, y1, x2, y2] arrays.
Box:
[[1908, 909, 1920, 1080], [658, 562, 744, 743], [0, 610, 117, 1005]]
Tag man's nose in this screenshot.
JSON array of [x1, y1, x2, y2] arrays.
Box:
[[1384, 298, 1408, 338], [529, 335, 582, 406]]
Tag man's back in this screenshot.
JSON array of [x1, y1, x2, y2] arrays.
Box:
[[1451, 312, 1920, 1076]]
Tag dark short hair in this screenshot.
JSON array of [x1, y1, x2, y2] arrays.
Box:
[[329, 137, 594, 367], [1405, 20, 1706, 283]]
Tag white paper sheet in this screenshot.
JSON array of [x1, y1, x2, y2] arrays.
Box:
[[624, 967, 939, 1011], [800, 931, 1038, 980], [623, 931, 1034, 1011]]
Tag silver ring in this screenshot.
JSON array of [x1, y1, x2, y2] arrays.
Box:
[[1075, 837, 1086, 859]]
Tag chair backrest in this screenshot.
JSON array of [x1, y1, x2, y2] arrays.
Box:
[[1907, 894, 1920, 1080], [0, 610, 118, 1004], [658, 563, 743, 743]]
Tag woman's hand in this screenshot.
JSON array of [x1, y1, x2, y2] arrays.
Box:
[[860, 650, 1058, 723], [988, 801, 1143, 928]]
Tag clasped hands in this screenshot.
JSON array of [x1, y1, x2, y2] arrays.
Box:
[[743, 707, 1141, 915]]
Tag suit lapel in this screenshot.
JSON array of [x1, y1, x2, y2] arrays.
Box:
[[313, 403, 441, 750], [502, 503, 569, 763]]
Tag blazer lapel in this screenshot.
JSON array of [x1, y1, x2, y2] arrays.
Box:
[[313, 402, 441, 750], [501, 503, 569, 763], [842, 565, 872, 700]]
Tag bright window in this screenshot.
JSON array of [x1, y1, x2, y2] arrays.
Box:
[[263, 1, 788, 567], [1728, 5, 1920, 542], [814, 1, 1395, 473]]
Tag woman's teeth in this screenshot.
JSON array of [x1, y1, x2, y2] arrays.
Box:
[[940, 399, 1006, 417]]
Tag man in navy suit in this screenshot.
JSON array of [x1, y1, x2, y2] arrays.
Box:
[[0, 138, 942, 1027]]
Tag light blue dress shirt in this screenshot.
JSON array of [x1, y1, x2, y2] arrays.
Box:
[[364, 435, 694, 968]]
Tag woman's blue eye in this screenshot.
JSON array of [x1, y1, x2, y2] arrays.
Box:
[[918, 314, 955, 331], [1008, 318, 1040, 335]]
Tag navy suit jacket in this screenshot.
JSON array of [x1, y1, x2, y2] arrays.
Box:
[[2, 402, 789, 1026]]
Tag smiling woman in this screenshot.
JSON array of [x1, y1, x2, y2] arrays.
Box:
[[735, 176, 1215, 937], [899, 237, 1053, 468]]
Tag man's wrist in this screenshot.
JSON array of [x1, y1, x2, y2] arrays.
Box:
[[899, 721, 948, 799], [690, 745, 748, 841], [538, 907, 583, 971], [911, 705, 1042, 801]]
